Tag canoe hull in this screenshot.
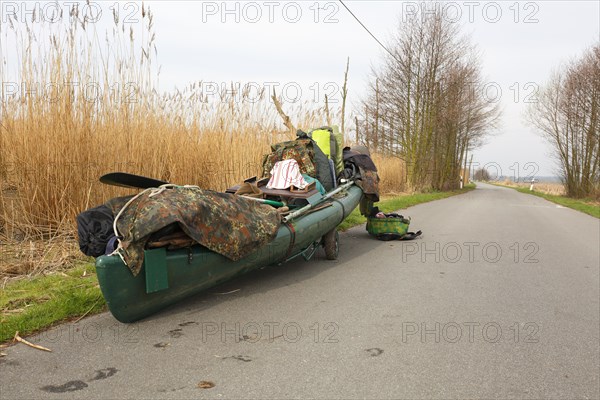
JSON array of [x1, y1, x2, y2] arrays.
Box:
[[95, 185, 363, 322]]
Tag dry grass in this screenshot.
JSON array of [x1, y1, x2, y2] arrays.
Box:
[[372, 154, 407, 194], [530, 183, 567, 196], [499, 180, 566, 196], [1, 236, 82, 278], [0, 8, 406, 276]]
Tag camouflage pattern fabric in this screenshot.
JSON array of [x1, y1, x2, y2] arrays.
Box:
[[115, 186, 281, 276], [262, 139, 317, 178], [356, 168, 380, 202], [262, 137, 335, 191]]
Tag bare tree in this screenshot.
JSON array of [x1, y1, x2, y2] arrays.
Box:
[[474, 168, 491, 181], [528, 44, 599, 198], [360, 6, 499, 191]]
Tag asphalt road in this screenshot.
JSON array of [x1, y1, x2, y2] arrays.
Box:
[[1, 183, 599, 399]]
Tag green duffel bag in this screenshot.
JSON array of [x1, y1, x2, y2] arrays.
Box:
[[366, 209, 422, 241]]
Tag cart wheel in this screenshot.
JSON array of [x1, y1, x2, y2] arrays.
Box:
[[323, 229, 339, 260]]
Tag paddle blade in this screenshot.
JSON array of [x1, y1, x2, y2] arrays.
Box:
[[100, 172, 169, 190]]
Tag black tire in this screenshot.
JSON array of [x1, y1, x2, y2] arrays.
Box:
[[323, 229, 339, 260]]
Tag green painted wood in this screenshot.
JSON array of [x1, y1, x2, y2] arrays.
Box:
[[144, 248, 169, 293]]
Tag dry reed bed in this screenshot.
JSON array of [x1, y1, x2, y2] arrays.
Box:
[[0, 11, 406, 276]]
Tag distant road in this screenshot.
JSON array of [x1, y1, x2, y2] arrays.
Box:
[[1, 183, 599, 399]]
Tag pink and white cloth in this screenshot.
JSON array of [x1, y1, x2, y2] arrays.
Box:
[[266, 159, 309, 190]]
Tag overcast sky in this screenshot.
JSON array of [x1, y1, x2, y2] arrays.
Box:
[[2, 1, 599, 177]]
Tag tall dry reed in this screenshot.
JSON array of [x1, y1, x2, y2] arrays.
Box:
[[0, 5, 405, 248]]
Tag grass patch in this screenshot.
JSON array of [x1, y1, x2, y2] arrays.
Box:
[[0, 262, 105, 343], [339, 183, 476, 231], [511, 187, 600, 218]]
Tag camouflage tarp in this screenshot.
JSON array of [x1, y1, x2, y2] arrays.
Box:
[[357, 168, 380, 216], [262, 135, 335, 191], [114, 186, 281, 276], [355, 168, 379, 202], [262, 138, 317, 178]]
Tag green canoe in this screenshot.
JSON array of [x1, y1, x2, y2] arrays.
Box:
[[95, 184, 363, 323]]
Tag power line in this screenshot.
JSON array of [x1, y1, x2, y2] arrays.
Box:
[[338, 0, 399, 62]]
